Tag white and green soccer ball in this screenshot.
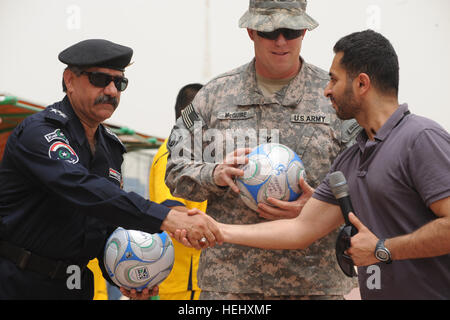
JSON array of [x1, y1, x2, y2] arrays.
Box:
[[236, 143, 306, 212], [104, 227, 174, 291]]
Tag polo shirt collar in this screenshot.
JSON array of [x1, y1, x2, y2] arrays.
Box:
[[355, 103, 410, 150], [373, 103, 410, 142]]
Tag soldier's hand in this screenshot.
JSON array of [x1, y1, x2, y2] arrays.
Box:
[[257, 177, 315, 220], [213, 148, 251, 193], [119, 286, 159, 300]]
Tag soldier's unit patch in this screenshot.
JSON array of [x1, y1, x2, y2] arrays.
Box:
[[48, 142, 79, 164], [167, 128, 183, 148], [341, 119, 362, 148]]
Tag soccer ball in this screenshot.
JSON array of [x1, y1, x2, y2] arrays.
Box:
[[103, 227, 174, 291], [236, 143, 306, 212]]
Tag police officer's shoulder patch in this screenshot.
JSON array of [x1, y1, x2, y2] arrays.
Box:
[[48, 141, 79, 164], [44, 128, 69, 144], [181, 103, 205, 132]]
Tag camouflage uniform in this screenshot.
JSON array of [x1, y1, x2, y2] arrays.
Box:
[[165, 58, 360, 296], [239, 0, 319, 32], [165, 0, 360, 298]]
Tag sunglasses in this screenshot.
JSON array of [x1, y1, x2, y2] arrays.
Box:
[[335, 224, 358, 277], [80, 71, 128, 92], [257, 28, 305, 40]]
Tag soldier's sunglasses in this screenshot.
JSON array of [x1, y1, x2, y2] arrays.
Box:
[[257, 28, 305, 40], [336, 224, 358, 277], [80, 71, 128, 92]]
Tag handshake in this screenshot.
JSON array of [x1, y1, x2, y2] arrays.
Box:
[[160, 148, 314, 249], [122, 176, 314, 300], [160, 177, 315, 250], [161, 207, 223, 250], [159, 148, 252, 249]]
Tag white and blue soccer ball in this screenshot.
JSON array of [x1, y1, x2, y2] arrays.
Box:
[[104, 227, 174, 291], [236, 143, 306, 212]]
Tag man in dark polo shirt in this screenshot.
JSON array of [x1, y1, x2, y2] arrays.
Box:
[[194, 30, 450, 299]]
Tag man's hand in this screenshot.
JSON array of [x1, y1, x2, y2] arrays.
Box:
[[171, 208, 220, 249], [257, 177, 315, 220], [161, 208, 223, 250], [213, 148, 251, 193], [346, 212, 379, 266], [119, 286, 159, 300]]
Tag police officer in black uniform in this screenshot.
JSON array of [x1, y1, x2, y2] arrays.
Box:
[[0, 39, 222, 299]]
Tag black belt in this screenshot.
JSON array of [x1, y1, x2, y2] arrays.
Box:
[[0, 241, 80, 280]]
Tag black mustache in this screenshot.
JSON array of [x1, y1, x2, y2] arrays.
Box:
[[94, 95, 118, 108]]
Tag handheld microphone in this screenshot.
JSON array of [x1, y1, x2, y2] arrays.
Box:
[[329, 171, 357, 233], [330, 171, 358, 277]]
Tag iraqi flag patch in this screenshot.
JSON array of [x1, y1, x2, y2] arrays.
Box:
[[48, 142, 79, 164], [109, 168, 122, 183]]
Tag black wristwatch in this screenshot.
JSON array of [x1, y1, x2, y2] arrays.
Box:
[[375, 239, 392, 264]]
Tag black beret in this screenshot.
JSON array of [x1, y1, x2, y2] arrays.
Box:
[[58, 39, 133, 71]]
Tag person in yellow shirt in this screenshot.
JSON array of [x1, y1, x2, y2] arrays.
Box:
[[149, 83, 204, 300], [87, 259, 108, 300]]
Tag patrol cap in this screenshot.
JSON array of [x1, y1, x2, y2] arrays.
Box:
[[239, 0, 319, 32], [58, 39, 133, 71]]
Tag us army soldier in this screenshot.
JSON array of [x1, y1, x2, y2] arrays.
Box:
[[165, 0, 360, 300]]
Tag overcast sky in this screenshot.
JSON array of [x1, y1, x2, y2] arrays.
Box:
[[1, 0, 449, 138]]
